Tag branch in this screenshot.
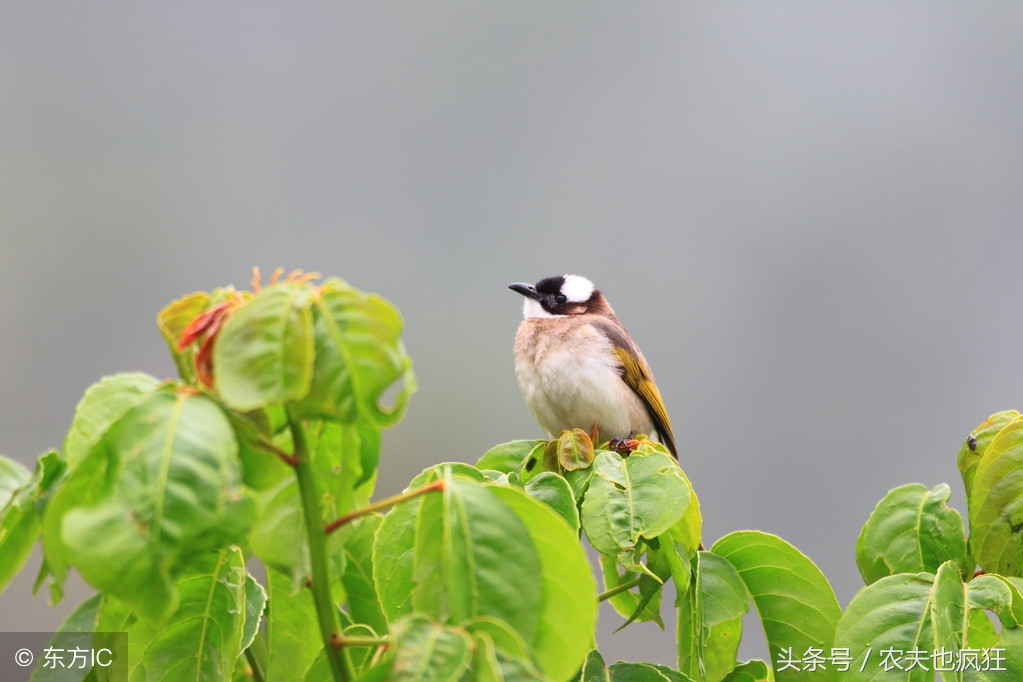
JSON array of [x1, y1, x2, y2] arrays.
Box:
[[324, 480, 445, 534], [597, 575, 644, 602], [289, 409, 354, 682]]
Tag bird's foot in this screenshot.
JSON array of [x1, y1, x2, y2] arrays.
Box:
[[608, 437, 641, 455]]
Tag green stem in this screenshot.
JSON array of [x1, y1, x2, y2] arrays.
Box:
[[333, 634, 391, 649], [597, 575, 644, 602], [290, 409, 354, 682], [244, 639, 267, 682], [324, 479, 445, 534]]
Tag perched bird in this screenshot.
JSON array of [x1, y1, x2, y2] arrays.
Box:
[[509, 274, 677, 458]]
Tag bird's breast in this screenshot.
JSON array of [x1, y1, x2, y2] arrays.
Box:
[[513, 319, 651, 440]]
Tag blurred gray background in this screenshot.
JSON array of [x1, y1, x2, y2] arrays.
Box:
[[3, 1, 1023, 668]]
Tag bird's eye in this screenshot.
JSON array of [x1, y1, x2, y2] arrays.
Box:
[[554, 294, 567, 305]]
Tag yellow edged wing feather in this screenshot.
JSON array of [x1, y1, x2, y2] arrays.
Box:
[[613, 346, 677, 458]]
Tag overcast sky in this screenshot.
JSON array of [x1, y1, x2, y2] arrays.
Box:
[[3, 2, 1023, 666]]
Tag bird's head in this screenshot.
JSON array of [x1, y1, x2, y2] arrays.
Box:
[[509, 274, 612, 319]]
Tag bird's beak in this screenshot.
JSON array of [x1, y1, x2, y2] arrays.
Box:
[[508, 282, 540, 300]]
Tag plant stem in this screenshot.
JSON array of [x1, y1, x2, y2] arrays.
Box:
[[324, 479, 445, 534], [332, 633, 391, 649], [289, 409, 353, 682], [244, 642, 266, 682], [597, 575, 645, 602]]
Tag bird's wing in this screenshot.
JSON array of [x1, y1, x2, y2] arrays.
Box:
[[592, 319, 678, 458]]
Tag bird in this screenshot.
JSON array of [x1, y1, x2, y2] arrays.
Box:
[[509, 274, 677, 458]]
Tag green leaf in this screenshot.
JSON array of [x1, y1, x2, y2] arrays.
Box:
[[52, 390, 252, 619], [698, 552, 750, 682], [213, 283, 315, 411], [306, 419, 379, 520], [337, 514, 387, 633], [968, 414, 1023, 577], [63, 372, 162, 468], [265, 566, 322, 681], [30, 593, 108, 682], [490, 486, 598, 681], [833, 572, 935, 681], [291, 278, 416, 427], [581, 450, 691, 557], [465, 617, 549, 681], [241, 573, 267, 655], [524, 471, 580, 533], [413, 477, 542, 641], [387, 615, 473, 681], [578, 650, 609, 682], [520, 442, 551, 483], [1, 451, 63, 595], [249, 477, 308, 583], [372, 483, 420, 623], [676, 551, 749, 682], [712, 531, 841, 682], [931, 561, 968, 682], [373, 463, 482, 623], [856, 483, 969, 585], [959, 410, 1018, 501], [721, 660, 771, 682], [123, 547, 247, 681], [606, 662, 696, 681], [477, 440, 545, 475], [600, 550, 664, 628]]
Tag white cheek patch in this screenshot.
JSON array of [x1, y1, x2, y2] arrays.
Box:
[[523, 298, 559, 319], [561, 274, 595, 303]]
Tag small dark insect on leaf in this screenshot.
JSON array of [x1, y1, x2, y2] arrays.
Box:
[[967, 435, 978, 452], [524, 456, 537, 472]]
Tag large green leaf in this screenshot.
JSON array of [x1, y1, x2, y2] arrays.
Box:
[[337, 514, 387, 633], [958, 410, 1018, 501], [1, 450, 63, 595], [856, 483, 969, 585], [581, 450, 691, 557], [265, 566, 323, 681], [477, 440, 545, 475], [306, 419, 379, 520], [712, 531, 841, 682], [606, 662, 696, 681], [120, 547, 247, 682], [213, 283, 315, 411], [490, 485, 598, 680], [292, 278, 416, 427], [676, 551, 749, 682], [721, 660, 771, 682], [62, 372, 162, 468], [523, 471, 580, 533], [50, 389, 252, 619], [833, 572, 936, 681], [968, 415, 1023, 577], [373, 465, 480, 623], [248, 477, 308, 584], [413, 476, 542, 641], [385, 615, 473, 681], [931, 561, 968, 682], [30, 593, 118, 682], [465, 616, 549, 681], [372, 483, 420, 622]]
